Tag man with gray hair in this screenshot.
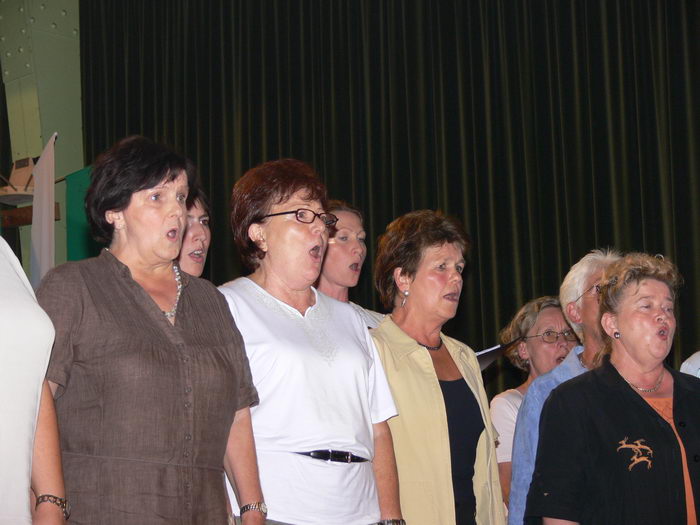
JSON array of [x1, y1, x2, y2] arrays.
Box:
[[507, 248, 621, 524]]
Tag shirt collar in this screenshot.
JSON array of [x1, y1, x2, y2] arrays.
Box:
[[376, 316, 447, 358], [100, 248, 191, 288], [556, 344, 587, 375]]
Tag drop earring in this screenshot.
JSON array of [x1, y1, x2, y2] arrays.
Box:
[[401, 290, 409, 308]]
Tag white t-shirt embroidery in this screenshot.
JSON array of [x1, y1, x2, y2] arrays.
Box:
[[349, 301, 385, 329]]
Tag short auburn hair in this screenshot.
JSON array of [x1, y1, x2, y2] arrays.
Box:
[[374, 210, 470, 310], [230, 158, 328, 271], [85, 136, 197, 245]]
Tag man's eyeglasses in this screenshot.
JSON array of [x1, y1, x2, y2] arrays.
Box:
[[262, 208, 339, 229], [573, 283, 601, 303], [523, 330, 578, 344]]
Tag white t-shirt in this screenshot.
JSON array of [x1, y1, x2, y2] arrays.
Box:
[[349, 301, 385, 329], [218, 278, 397, 525], [681, 351, 700, 378], [0, 236, 54, 524], [489, 388, 524, 463]]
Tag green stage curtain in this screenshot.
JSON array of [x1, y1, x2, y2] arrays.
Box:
[[79, 0, 699, 393]]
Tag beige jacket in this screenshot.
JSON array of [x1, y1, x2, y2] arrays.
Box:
[[372, 317, 505, 525]]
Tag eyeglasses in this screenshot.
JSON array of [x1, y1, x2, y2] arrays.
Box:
[[573, 283, 601, 303], [523, 329, 578, 344], [262, 208, 339, 229]]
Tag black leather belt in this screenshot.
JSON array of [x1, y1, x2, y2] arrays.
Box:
[[296, 449, 369, 463]]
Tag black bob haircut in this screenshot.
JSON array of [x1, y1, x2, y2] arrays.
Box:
[[186, 185, 210, 214], [85, 136, 198, 245]]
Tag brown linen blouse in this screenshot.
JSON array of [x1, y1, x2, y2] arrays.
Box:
[[37, 250, 258, 525]]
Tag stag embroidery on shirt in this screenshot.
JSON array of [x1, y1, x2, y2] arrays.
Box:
[[616, 437, 653, 471]]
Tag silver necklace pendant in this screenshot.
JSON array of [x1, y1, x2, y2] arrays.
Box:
[[623, 369, 665, 393]]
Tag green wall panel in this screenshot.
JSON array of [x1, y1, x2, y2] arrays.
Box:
[[65, 165, 98, 261]]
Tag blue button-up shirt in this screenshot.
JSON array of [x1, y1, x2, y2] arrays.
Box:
[[507, 345, 587, 525]]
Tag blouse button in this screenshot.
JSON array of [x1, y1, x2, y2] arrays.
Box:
[[184, 386, 192, 393], [185, 433, 192, 441], [183, 450, 190, 458], [679, 421, 687, 427], [184, 402, 192, 409], [694, 454, 700, 462]]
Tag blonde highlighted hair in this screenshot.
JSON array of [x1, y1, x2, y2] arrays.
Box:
[[499, 296, 564, 372], [593, 252, 682, 367]]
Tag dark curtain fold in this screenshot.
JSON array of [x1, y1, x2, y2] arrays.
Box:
[[0, 79, 20, 254], [0, 81, 10, 175], [79, 0, 699, 393]]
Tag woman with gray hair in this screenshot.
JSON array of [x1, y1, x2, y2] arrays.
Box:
[[490, 297, 577, 506], [527, 252, 699, 524], [508, 248, 621, 525]]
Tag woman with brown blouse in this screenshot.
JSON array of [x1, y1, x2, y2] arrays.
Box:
[[37, 137, 265, 524]]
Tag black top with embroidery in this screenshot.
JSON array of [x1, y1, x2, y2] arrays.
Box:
[[525, 356, 700, 525]]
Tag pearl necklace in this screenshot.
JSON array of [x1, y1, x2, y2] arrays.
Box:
[[163, 264, 183, 320], [621, 368, 665, 393]]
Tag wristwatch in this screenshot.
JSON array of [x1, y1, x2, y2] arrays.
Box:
[[35, 494, 71, 521], [239, 501, 268, 516]]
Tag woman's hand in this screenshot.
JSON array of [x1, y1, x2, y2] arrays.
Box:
[[372, 421, 403, 519], [223, 408, 266, 525], [31, 381, 66, 524], [240, 510, 266, 525]]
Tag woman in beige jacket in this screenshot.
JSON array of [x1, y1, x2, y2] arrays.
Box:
[[371, 210, 505, 525]]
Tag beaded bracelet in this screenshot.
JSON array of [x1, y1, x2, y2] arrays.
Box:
[[35, 494, 70, 521]]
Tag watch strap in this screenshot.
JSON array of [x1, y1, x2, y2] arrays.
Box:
[[239, 501, 267, 516]]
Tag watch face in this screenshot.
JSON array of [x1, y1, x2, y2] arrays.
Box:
[[241, 502, 267, 516]]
